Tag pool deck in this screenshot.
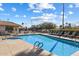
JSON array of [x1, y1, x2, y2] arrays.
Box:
[[0, 40, 53, 56], [71, 51, 79, 56]]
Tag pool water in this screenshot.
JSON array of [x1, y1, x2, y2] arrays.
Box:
[[17, 34, 79, 56]]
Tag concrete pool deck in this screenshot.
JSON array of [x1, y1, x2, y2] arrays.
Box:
[[71, 51, 79, 56], [0, 40, 52, 56]]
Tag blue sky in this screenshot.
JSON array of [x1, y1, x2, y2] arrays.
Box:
[[0, 3, 79, 27]]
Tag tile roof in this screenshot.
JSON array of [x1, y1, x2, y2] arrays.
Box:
[[0, 21, 22, 27]]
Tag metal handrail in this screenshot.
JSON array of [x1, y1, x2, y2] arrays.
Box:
[[34, 41, 43, 49]]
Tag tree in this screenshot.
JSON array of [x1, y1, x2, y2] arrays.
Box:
[[59, 25, 63, 29], [29, 22, 57, 31], [39, 22, 56, 29], [65, 22, 71, 28]]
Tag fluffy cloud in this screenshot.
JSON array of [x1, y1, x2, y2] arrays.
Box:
[[23, 15, 27, 18], [37, 3, 56, 10], [60, 15, 67, 19], [33, 10, 42, 13], [68, 11, 73, 15], [29, 3, 35, 10], [69, 4, 74, 8], [31, 13, 57, 22], [12, 7, 16, 12], [15, 14, 27, 18], [0, 7, 4, 11], [28, 3, 56, 13], [76, 22, 79, 26], [0, 3, 2, 6], [0, 3, 4, 11], [69, 3, 79, 8], [74, 3, 79, 7], [15, 15, 19, 17], [60, 11, 64, 15]]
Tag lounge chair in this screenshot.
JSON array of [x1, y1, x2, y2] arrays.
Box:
[[63, 31, 70, 37], [56, 31, 65, 36], [72, 31, 79, 39], [50, 30, 57, 35], [67, 31, 76, 38], [51, 31, 55, 35], [54, 31, 58, 35], [56, 30, 61, 35]]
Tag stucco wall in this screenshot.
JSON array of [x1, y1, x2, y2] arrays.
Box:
[[0, 26, 5, 31], [0, 26, 20, 33]]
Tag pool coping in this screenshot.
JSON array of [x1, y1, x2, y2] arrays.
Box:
[[32, 33, 79, 42]]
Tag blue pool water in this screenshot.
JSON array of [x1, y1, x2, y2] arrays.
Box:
[[16, 34, 79, 56]]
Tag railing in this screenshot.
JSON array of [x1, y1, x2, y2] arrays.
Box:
[[34, 41, 43, 49]]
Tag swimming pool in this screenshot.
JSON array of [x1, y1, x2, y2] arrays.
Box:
[[16, 34, 79, 56]]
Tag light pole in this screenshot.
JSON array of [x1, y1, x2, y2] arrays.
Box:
[[62, 3, 65, 29], [31, 19, 33, 26]]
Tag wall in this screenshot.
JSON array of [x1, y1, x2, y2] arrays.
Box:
[[0, 26, 5, 31]]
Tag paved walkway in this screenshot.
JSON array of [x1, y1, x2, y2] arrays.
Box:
[[71, 51, 79, 56], [0, 40, 52, 56]]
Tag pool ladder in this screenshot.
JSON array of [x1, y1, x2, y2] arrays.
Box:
[[34, 41, 44, 49]]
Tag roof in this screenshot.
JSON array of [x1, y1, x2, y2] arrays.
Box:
[[0, 21, 22, 27]]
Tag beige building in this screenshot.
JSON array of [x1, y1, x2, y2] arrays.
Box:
[[0, 21, 22, 34]]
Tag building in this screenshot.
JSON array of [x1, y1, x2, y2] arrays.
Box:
[[0, 21, 22, 34]]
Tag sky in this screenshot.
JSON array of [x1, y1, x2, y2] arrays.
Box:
[[0, 3, 79, 27]]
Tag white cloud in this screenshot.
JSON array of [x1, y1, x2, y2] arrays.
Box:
[[37, 3, 56, 10], [60, 15, 67, 19], [0, 7, 4, 11], [33, 10, 41, 13], [28, 3, 56, 13], [0, 4, 4, 11], [60, 11, 64, 15], [42, 13, 57, 18], [15, 15, 19, 18], [23, 15, 27, 18], [15, 15, 27, 18], [31, 13, 57, 22], [0, 3, 2, 6], [76, 23, 79, 26], [29, 3, 36, 10], [68, 11, 73, 15], [12, 7, 16, 12], [74, 3, 79, 7], [69, 4, 74, 8]]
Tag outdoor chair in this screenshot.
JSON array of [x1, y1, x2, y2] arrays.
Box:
[[56, 31, 65, 36], [72, 31, 79, 39], [67, 31, 76, 38], [63, 31, 70, 37], [56, 31, 62, 36]]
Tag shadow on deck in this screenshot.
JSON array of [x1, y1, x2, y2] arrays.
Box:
[[15, 48, 52, 56]]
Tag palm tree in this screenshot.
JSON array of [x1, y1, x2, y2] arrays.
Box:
[[22, 22, 24, 26]]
